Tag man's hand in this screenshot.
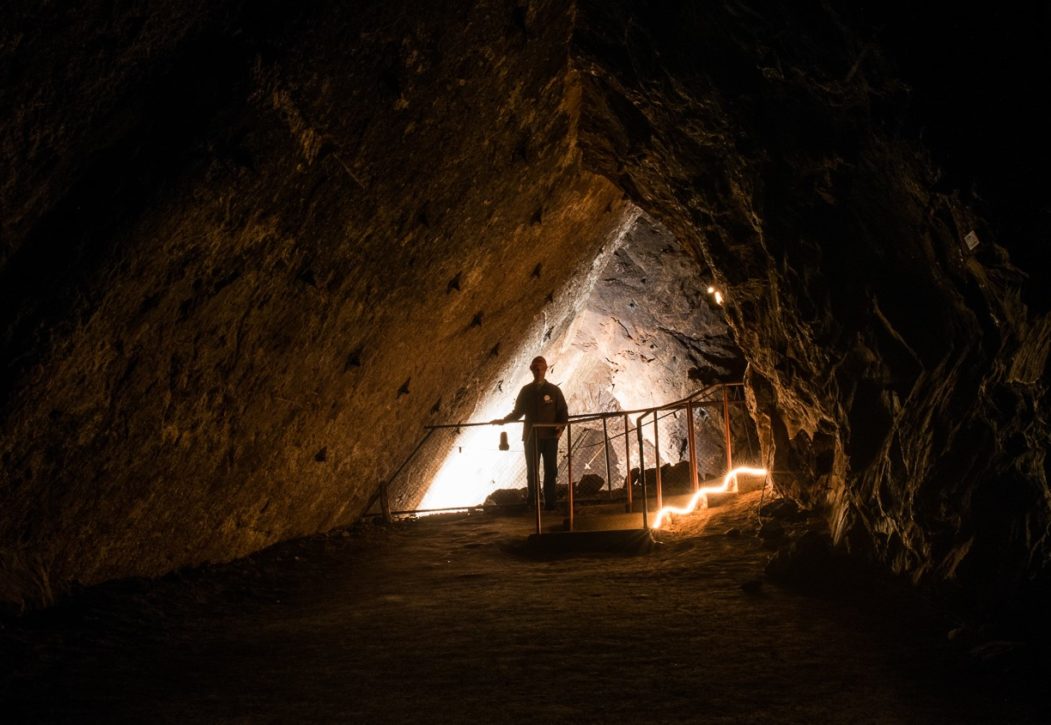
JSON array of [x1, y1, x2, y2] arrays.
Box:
[[490, 418, 505, 425]]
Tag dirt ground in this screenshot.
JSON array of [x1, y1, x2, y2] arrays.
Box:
[[1, 491, 1046, 723]]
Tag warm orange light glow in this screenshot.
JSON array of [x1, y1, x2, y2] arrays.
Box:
[[651, 466, 767, 529], [707, 285, 724, 305]]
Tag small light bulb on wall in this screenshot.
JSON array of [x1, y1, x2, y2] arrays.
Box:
[[707, 285, 724, 306]]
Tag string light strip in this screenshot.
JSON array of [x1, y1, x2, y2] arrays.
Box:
[[651, 466, 768, 529]]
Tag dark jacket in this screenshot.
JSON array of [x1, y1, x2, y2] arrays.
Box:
[[505, 380, 569, 441]]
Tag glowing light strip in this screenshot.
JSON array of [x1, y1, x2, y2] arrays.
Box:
[[651, 466, 768, 529]]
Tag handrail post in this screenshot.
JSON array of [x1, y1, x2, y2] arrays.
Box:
[[567, 424, 575, 531], [723, 386, 733, 472], [534, 434, 542, 535], [380, 482, 393, 524], [623, 414, 633, 513], [653, 412, 663, 514], [687, 400, 698, 492], [637, 416, 649, 530], [602, 417, 613, 499]]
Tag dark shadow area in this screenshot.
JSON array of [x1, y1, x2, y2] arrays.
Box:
[[0, 30, 257, 408], [857, 3, 1051, 312]]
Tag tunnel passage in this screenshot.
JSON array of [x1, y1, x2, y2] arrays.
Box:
[[1, 0, 1048, 618], [413, 212, 752, 512]]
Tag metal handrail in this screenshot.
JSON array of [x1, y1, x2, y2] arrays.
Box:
[[418, 384, 739, 428], [367, 381, 746, 530], [568, 382, 743, 425], [521, 381, 743, 533], [633, 383, 745, 527]]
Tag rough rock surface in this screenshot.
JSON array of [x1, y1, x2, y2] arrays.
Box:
[[573, 1, 1050, 604], [1, 1, 630, 604], [558, 213, 748, 475]]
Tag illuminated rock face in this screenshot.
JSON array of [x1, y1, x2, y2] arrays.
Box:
[[411, 213, 746, 509], [1, 2, 1046, 607], [553, 214, 748, 479]]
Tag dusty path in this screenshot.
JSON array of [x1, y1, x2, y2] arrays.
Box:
[[1, 492, 1044, 723]]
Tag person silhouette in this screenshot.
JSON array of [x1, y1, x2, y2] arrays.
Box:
[[491, 356, 568, 510]]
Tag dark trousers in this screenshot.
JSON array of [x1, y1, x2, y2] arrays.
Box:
[[525, 435, 559, 509]]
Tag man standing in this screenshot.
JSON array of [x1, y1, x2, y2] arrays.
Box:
[[492, 356, 569, 510]]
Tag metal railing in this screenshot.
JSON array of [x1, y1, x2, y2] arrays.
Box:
[[630, 382, 744, 530], [366, 381, 749, 535]]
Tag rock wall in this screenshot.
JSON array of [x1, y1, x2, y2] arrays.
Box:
[[574, 1, 1050, 603], [554, 213, 748, 479], [0, 1, 629, 605]]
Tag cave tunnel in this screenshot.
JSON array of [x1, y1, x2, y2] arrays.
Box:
[[414, 211, 753, 513], [2, 1, 1049, 721]]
